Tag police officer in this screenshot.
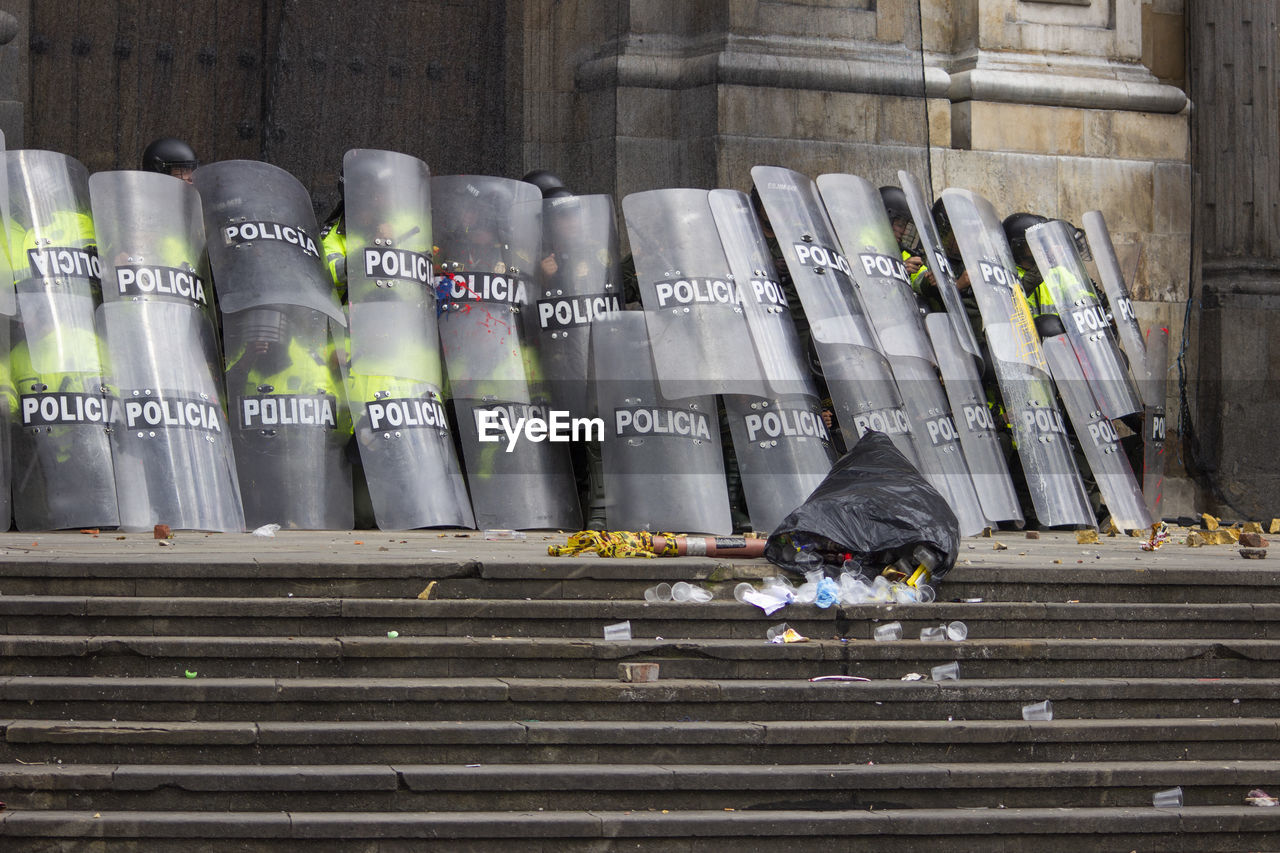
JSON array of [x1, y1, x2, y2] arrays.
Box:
[[142, 138, 198, 184], [880, 186, 929, 291]]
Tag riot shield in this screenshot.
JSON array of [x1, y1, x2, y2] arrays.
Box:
[[750, 165, 880, 349], [813, 339, 921, 467], [723, 393, 834, 534], [899, 170, 983, 362], [1141, 326, 1169, 518], [536, 193, 622, 417], [941, 188, 1093, 528], [8, 150, 119, 530], [192, 160, 344, 325], [1082, 210, 1150, 399], [0, 131, 14, 315], [622, 189, 766, 397], [708, 189, 813, 398], [433, 174, 579, 529], [224, 305, 352, 530], [99, 300, 243, 532], [925, 313, 1023, 525], [816, 173, 934, 364], [1043, 336, 1151, 531], [1026, 219, 1142, 419], [593, 311, 731, 534]]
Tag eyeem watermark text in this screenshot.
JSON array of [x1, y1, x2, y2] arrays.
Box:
[[476, 407, 604, 452]]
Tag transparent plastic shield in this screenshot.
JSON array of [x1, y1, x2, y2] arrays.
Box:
[[16, 290, 104, 374], [1082, 210, 1150, 401], [1026, 219, 1142, 419], [891, 354, 988, 537], [942, 188, 1093, 528], [433, 175, 545, 405], [453, 398, 582, 530], [750, 166, 879, 349], [0, 131, 14, 316], [593, 311, 731, 534], [724, 393, 833, 534], [899, 170, 983, 362], [89, 170, 215, 322], [346, 377, 474, 531], [535, 193, 622, 417], [623, 189, 766, 397], [6, 150, 98, 300], [99, 300, 243, 532], [1043, 336, 1151, 531], [0, 317, 9, 528], [349, 298, 443, 388], [925, 313, 1023, 525], [223, 306, 352, 530], [708, 189, 812, 398], [813, 338, 921, 468], [817, 173, 934, 364], [192, 160, 344, 324], [1142, 326, 1169, 518]]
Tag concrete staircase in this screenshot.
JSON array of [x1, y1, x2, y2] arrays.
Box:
[[0, 530, 1278, 851]]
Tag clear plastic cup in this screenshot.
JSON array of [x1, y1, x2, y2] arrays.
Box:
[[919, 626, 946, 642], [1152, 786, 1183, 808], [733, 582, 755, 603], [671, 581, 694, 601], [650, 582, 672, 602], [930, 661, 960, 681], [915, 584, 937, 604], [603, 621, 632, 641], [873, 622, 903, 642], [1021, 699, 1053, 721], [765, 622, 790, 642], [946, 621, 969, 641]]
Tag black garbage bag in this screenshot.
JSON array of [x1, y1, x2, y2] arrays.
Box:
[[765, 430, 960, 581]]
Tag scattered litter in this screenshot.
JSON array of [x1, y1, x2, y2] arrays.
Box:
[[919, 626, 946, 642], [1246, 788, 1279, 807], [158, 541, 172, 547], [604, 621, 632, 641], [671, 581, 713, 603], [484, 529, 527, 541], [873, 622, 903, 642], [153, 524, 171, 539], [80, 529, 98, 535], [1152, 786, 1183, 808], [354, 541, 364, 545], [429, 549, 455, 553], [901, 672, 924, 681], [115, 536, 126, 540], [961, 598, 983, 603], [1240, 532, 1269, 548], [1241, 548, 1268, 560], [993, 542, 1008, 551], [766, 623, 808, 644], [251, 524, 281, 538], [619, 663, 659, 682], [417, 582, 438, 600], [946, 621, 968, 641], [1025, 531, 1039, 540], [184, 670, 197, 679], [1021, 700, 1053, 721], [931, 662, 960, 681], [981, 528, 993, 538], [386, 631, 399, 639], [1076, 530, 1099, 545], [809, 675, 871, 682]]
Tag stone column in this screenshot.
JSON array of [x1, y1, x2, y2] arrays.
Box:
[[1188, 1, 1280, 517], [0, 1, 25, 147]]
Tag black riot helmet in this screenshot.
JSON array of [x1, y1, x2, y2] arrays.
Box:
[[879, 185, 918, 253], [142, 137, 198, 182], [522, 169, 566, 198], [1002, 212, 1048, 271]]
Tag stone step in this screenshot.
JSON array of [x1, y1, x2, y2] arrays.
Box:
[[7, 718, 1275, 766], [0, 806, 1276, 852], [0, 551, 1275, 604], [0, 676, 1275, 722], [2, 760, 1277, 812], [4, 596, 1278, 640], [1, 635, 1276, 680]]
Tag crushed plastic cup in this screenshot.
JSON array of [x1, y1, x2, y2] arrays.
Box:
[[873, 621, 903, 642], [671, 581, 712, 603], [733, 582, 755, 603], [838, 574, 872, 605], [930, 661, 960, 681], [919, 626, 947, 642], [483, 529, 527, 541], [946, 621, 969, 641], [251, 523, 281, 538], [1021, 699, 1053, 721], [1152, 786, 1183, 808], [603, 621, 632, 641], [765, 622, 790, 642], [644, 582, 673, 603]]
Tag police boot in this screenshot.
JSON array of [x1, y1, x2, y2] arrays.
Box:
[[585, 441, 607, 531]]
